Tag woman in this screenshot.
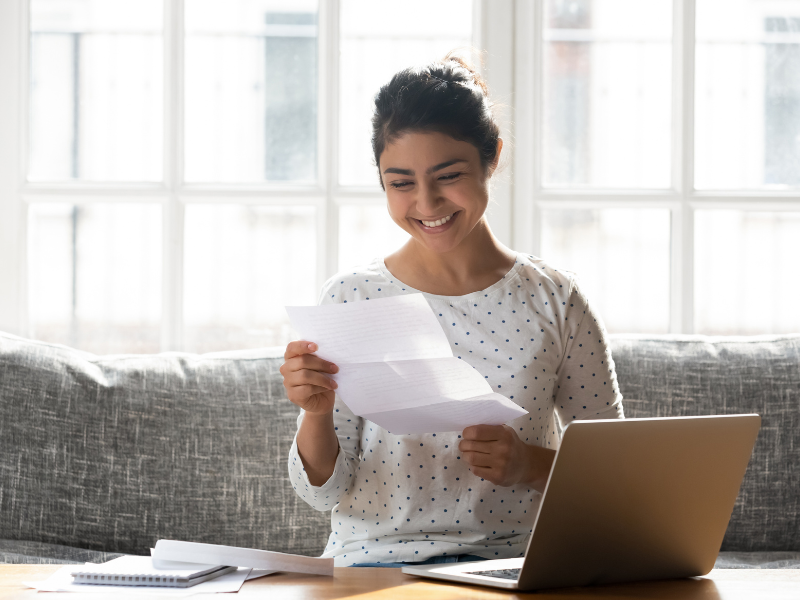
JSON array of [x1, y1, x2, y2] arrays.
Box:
[[281, 55, 624, 567]]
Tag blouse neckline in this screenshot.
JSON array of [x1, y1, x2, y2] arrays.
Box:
[[375, 253, 524, 303]]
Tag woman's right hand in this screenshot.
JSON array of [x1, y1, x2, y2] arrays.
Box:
[[280, 341, 339, 415]]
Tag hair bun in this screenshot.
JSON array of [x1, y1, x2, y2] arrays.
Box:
[[443, 51, 489, 95], [371, 49, 501, 189]]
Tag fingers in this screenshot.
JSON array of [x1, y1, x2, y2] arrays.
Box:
[[281, 341, 339, 415], [288, 385, 334, 402], [281, 353, 338, 376], [462, 424, 505, 441], [458, 439, 494, 454], [284, 340, 316, 360], [284, 340, 337, 366], [284, 369, 338, 392], [461, 451, 494, 469], [469, 465, 495, 481]]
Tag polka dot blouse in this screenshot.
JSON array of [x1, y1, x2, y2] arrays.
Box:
[[287, 254, 625, 566]]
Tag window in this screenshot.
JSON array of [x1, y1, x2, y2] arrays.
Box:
[[1, 0, 798, 354], [2, 0, 474, 353], [515, 0, 800, 335]]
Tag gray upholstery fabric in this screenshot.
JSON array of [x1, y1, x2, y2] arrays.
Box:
[[714, 552, 800, 569], [610, 334, 800, 552], [0, 540, 124, 564], [0, 332, 329, 557], [1, 331, 798, 563]]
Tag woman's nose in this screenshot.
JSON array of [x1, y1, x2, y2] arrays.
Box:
[[415, 182, 444, 214]]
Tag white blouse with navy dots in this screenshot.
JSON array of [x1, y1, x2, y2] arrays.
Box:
[[287, 253, 624, 566]]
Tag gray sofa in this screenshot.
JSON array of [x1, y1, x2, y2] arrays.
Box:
[[1, 331, 798, 568]]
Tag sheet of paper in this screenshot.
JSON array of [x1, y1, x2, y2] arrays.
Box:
[[286, 293, 528, 434], [152, 547, 279, 579], [336, 357, 492, 413], [285, 293, 452, 364], [24, 563, 251, 596], [152, 540, 333, 577], [363, 394, 527, 435], [246, 569, 279, 580], [76, 554, 225, 578]]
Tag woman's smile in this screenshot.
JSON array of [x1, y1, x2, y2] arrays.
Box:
[[414, 210, 459, 233]]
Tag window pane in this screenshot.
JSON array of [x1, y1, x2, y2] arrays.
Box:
[[539, 208, 671, 333], [338, 204, 410, 271], [542, 0, 672, 188], [695, 211, 800, 334], [338, 0, 472, 186], [28, 204, 162, 353], [695, 0, 800, 189], [183, 205, 317, 353], [184, 0, 318, 183], [29, 0, 163, 181]]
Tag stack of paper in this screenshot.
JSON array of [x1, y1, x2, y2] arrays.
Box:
[[25, 540, 333, 595], [151, 540, 333, 576], [69, 556, 235, 587], [286, 293, 528, 434], [25, 557, 252, 596]]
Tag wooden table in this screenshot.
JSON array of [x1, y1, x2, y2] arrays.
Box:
[[1, 564, 798, 599]]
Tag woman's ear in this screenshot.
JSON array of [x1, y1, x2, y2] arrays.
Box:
[[488, 138, 504, 177]]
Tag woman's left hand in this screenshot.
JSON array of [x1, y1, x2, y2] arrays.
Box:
[[459, 424, 556, 491]]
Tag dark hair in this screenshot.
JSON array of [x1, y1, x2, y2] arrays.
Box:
[[371, 52, 501, 189]]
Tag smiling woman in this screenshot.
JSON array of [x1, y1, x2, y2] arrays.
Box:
[[372, 56, 512, 296], [380, 131, 510, 295], [281, 54, 625, 568]]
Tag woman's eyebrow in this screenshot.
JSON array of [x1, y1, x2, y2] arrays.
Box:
[[382, 159, 468, 176]]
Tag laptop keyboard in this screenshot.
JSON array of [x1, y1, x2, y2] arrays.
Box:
[[468, 568, 521, 580]]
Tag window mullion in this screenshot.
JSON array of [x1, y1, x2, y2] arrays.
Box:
[[669, 0, 697, 334], [669, 0, 684, 333], [0, 0, 25, 336], [512, 0, 540, 256], [478, 0, 514, 248], [322, 0, 339, 285], [162, 0, 184, 351], [679, 0, 696, 334]]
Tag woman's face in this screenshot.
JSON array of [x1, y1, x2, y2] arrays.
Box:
[[379, 131, 498, 255]]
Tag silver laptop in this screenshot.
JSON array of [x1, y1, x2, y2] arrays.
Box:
[[402, 414, 760, 591]]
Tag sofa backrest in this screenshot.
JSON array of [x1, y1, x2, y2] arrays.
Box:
[[0, 333, 329, 556], [1, 332, 798, 555], [609, 334, 800, 552]]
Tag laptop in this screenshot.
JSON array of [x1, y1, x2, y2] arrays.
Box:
[[402, 414, 760, 591]]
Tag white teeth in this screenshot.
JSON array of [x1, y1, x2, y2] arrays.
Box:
[[421, 213, 453, 227]]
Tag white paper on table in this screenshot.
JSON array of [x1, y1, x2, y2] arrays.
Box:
[[246, 569, 280, 580], [286, 293, 528, 434], [148, 549, 279, 581], [24, 562, 251, 596], [152, 540, 333, 577], [73, 554, 231, 579]]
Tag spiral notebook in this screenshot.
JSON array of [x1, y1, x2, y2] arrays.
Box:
[[70, 556, 236, 588]]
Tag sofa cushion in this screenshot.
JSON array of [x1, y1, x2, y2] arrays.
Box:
[[2, 332, 797, 557], [0, 332, 329, 556], [714, 551, 800, 569], [0, 540, 124, 564], [610, 334, 800, 552]]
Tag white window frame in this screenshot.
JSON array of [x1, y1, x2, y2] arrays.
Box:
[[512, 0, 800, 334], [1, 0, 798, 348]]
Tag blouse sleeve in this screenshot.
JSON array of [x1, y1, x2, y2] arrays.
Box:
[[287, 396, 362, 511], [553, 276, 625, 429], [286, 276, 364, 511]]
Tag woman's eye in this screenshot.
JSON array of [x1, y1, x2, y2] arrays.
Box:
[[439, 172, 462, 181], [390, 181, 413, 189]]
